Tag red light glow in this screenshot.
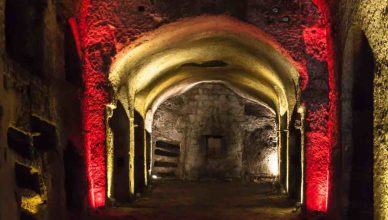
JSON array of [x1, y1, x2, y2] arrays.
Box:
[[77, 0, 337, 212], [303, 0, 337, 213]]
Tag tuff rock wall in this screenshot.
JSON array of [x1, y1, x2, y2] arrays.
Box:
[[0, 0, 84, 219], [151, 83, 277, 181], [78, 0, 337, 212], [0, 0, 386, 219], [329, 0, 388, 219]]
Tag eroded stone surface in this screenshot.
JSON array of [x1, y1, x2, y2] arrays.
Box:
[[152, 83, 277, 180]]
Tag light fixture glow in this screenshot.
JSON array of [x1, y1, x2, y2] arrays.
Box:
[[21, 194, 43, 214], [268, 152, 279, 176], [152, 175, 158, 179]]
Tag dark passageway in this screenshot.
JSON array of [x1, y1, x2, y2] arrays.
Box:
[[0, 1, 386, 220], [91, 82, 301, 219], [346, 32, 375, 220]]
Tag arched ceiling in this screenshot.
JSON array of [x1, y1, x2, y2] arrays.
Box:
[[109, 16, 300, 122]]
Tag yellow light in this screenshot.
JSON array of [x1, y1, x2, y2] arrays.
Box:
[[109, 16, 300, 120], [21, 193, 43, 214], [105, 104, 116, 199], [268, 152, 279, 176], [298, 105, 305, 204], [108, 15, 301, 206], [144, 130, 148, 186], [129, 116, 135, 195]]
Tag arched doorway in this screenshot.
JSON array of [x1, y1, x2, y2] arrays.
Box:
[[106, 16, 304, 212], [150, 82, 279, 182]]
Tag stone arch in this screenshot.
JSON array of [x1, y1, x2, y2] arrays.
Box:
[[107, 16, 303, 202], [109, 16, 300, 118]]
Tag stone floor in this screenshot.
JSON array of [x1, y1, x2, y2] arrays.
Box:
[[88, 181, 302, 220]]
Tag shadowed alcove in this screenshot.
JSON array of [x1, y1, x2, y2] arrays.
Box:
[[341, 27, 375, 220]]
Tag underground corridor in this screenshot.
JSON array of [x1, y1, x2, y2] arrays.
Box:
[[97, 82, 301, 219], [0, 0, 385, 220], [89, 16, 305, 219]]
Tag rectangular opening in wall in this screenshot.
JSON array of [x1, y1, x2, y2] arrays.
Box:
[[205, 135, 223, 159], [154, 172, 176, 178], [31, 116, 57, 152], [14, 163, 41, 194], [7, 127, 32, 159], [154, 149, 179, 157], [155, 141, 180, 152]]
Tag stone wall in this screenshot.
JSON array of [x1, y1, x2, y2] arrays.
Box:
[[328, 0, 388, 219], [78, 0, 337, 212], [0, 0, 385, 218], [0, 0, 84, 219], [152, 83, 278, 181]]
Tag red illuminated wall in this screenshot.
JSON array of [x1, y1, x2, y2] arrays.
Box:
[[303, 1, 336, 212], [76, 0, 337, 213]]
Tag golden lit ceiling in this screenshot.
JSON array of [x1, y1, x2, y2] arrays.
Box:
[[109, 16, 300, 125]]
